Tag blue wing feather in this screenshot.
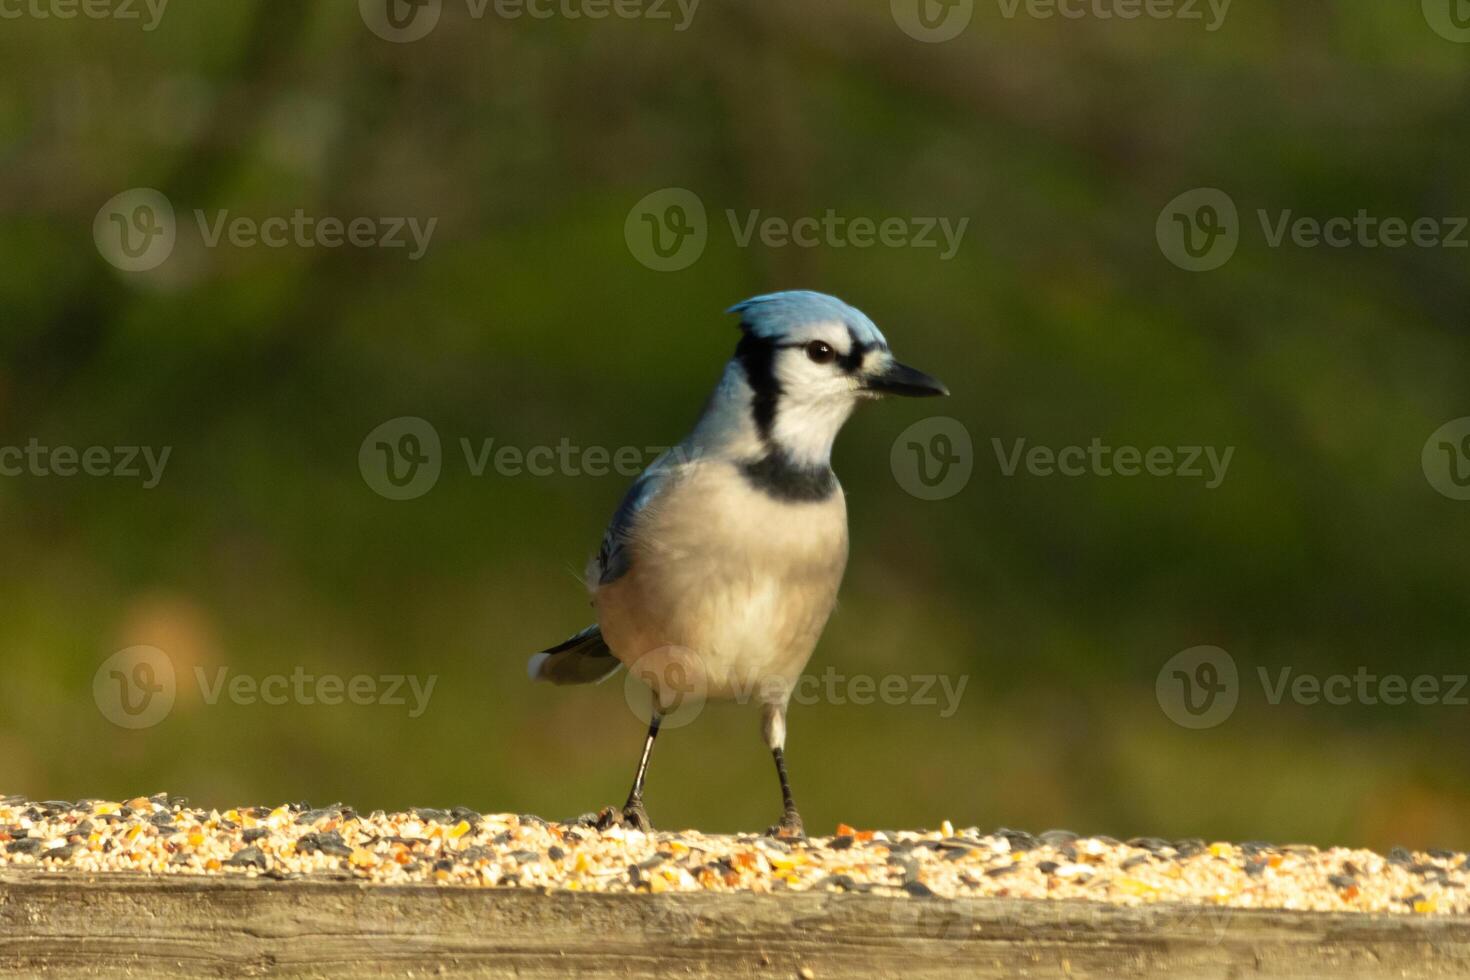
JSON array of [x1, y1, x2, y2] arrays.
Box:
[[594, 450, 680, 585]]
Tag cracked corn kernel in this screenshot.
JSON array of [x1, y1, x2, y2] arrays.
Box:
[[447, 820, 471, 840]]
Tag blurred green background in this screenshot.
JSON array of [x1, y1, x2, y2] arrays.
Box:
[[3, 0, 1470, 851]]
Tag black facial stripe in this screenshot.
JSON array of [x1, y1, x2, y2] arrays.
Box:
[[739, 450, 837, 502], [734, 332, 780, 440], [772, 331, 868, 373]]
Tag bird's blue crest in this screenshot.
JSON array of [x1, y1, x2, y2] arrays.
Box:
[[727, 290, 888, 349]]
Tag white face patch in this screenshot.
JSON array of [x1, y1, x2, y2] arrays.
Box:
[[766, 321, 865, 465]]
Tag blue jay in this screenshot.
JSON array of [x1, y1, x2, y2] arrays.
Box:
[[529, 290, 947, 836]]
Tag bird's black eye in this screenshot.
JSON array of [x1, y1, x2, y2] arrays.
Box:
[[805, 340, 836, 365]]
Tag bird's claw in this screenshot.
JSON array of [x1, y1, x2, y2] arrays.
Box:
[[765, 810, 805, 840], [596, 800, 653, 833]]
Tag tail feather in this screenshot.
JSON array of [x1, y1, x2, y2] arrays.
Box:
[[528, 625, 622, 686]]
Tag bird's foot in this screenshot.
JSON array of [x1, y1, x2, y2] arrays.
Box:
[[765, 809, 805, 840], [596, 799, 653, 833]]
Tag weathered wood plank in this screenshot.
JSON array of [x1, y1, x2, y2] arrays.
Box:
[[1, 871, 1467, 978]]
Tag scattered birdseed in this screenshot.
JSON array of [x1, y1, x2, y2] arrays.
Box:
[[0, 796, 1466, 915]]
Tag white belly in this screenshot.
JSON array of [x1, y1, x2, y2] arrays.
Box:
[[592, 461, 849, 704]]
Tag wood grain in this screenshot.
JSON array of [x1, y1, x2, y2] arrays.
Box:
[[1, 870, 1468, 978]]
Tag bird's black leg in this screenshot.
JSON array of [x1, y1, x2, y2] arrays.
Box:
[[767, 746, 805, 838], [761, 702, 804, 837], [599, 714, 660, 832]]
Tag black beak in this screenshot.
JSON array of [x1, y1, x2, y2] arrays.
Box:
[[864, 360, 949, 398]]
